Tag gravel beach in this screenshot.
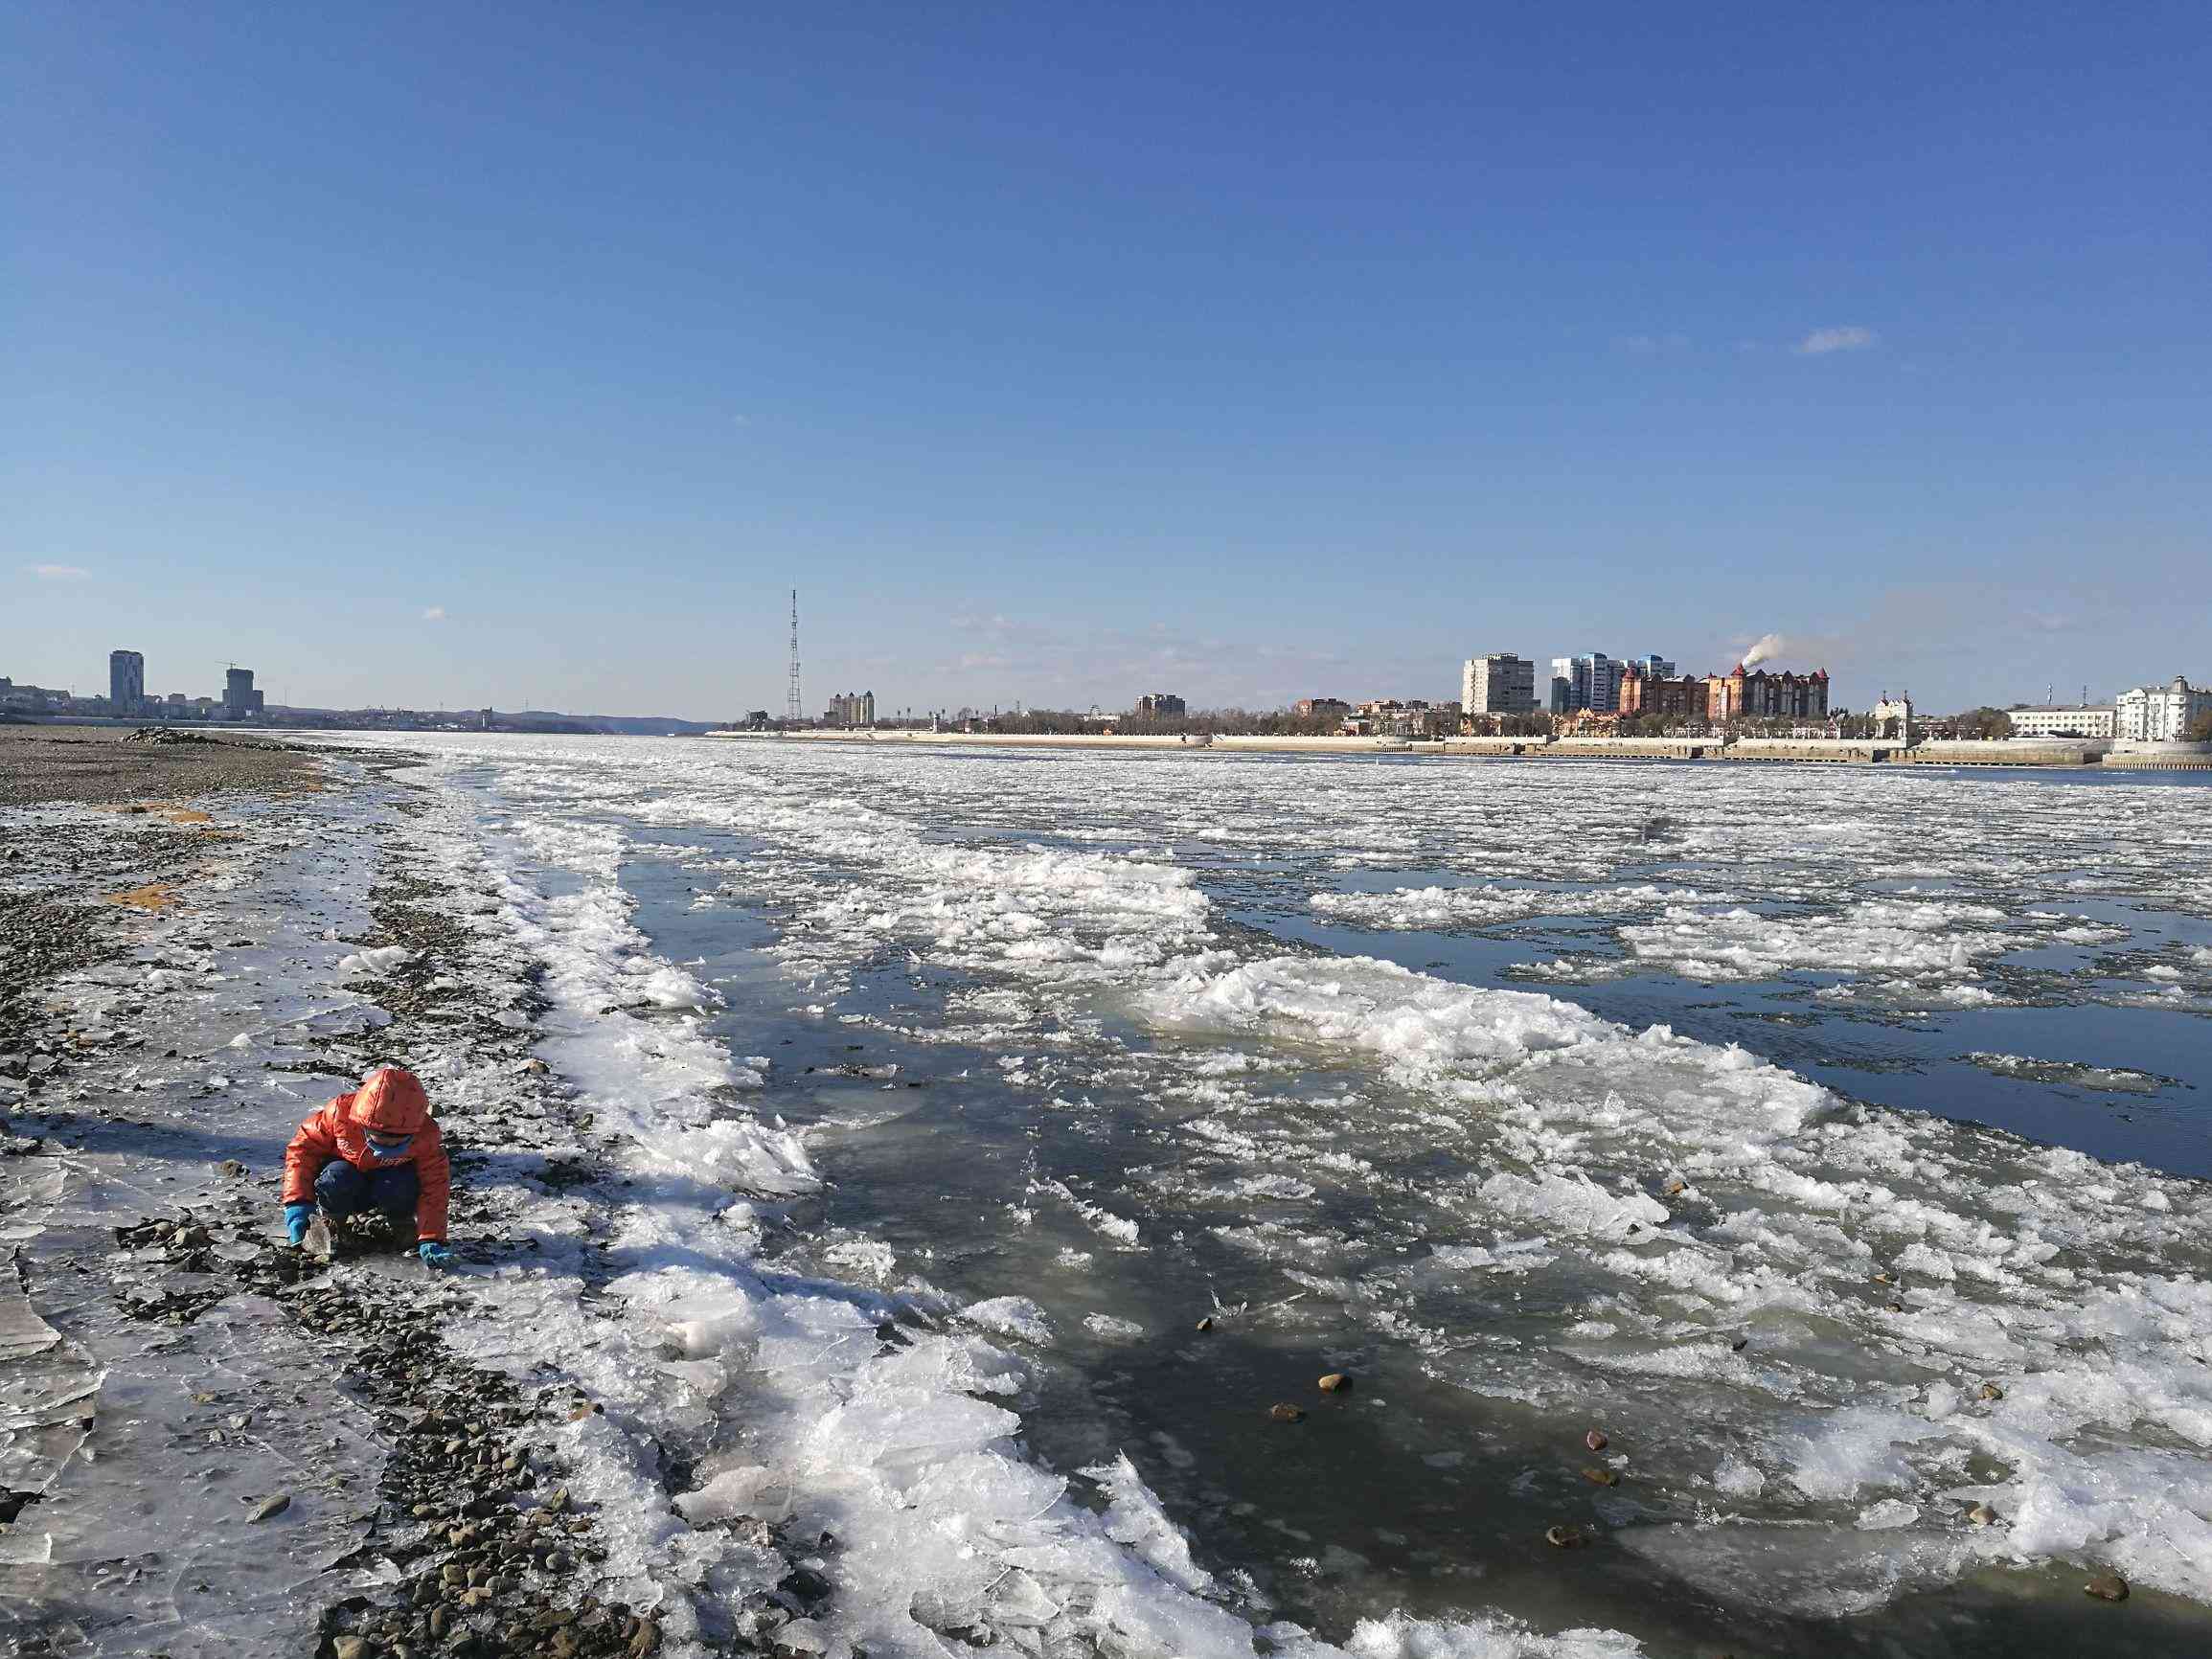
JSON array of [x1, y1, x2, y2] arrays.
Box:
[[0, 724, 326, 807]]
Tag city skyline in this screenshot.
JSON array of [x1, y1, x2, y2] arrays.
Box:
[[10, 5, 2208, 716], [5, 625, 2201, 727]]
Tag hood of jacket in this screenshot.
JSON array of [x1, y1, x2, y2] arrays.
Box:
[[345, 1066, 432, 1135]]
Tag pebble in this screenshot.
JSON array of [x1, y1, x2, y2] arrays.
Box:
[[248, 1492, 290, 1521], [2084, 1572, 2129, 1602], [1543, 1524, 1586, 1549], [1585, 1428, 1608, 1452], [1267, 1403, 1306, 1423], [1581, 1466, 1619, 1487], [1979, 1381, 2005, 1401], [1194, 1316, 1214, 1332], [1662, 1177, 1686, 1195], [1316, 1373, 1351, 1393], [333, 1639, 368, 1659], [1967, 1502, 1998, 1527]]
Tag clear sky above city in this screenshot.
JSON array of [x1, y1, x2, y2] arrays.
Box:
[[8, 3, 2206, 717]]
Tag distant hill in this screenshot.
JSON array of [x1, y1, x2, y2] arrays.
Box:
[[512, 712, 723, 736]]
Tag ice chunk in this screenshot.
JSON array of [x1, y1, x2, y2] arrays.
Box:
[[964, 1296, 1054, 1346], [335, 944, 412, 975], [673, 1465, 784, 1525]]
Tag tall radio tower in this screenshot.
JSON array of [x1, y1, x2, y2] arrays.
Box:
[[786, 588, 803, 726]]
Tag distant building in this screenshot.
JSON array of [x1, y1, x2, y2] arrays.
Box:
[[1135, 693, 1186, 717], [1617, 662, 1830, 724], [224, 667, 256, 719], [1617, 665, 1707, 721], [1626, 654, 1676, 680], [110, 649, 146, 716], [1549, 652, 1623, 715], [1346, 698, 1451, 738], [826, 691, 876, 727], [1293, 697, 1351, 719], [2007, 703, 2117, 739], [1704, 663, 1829, 722], [1462, 654, 1537, 715], [2115, 676, 2211, 742], [1, 678, 70, 714]]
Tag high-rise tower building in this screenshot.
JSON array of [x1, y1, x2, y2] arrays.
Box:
[[109, 649, 146, 715], [1462, 654, 1538, 715]]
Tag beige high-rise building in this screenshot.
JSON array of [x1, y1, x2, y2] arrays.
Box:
[[1462, 653, 1537, 715]]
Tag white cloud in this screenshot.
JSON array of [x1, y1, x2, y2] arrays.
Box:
[[1794, 326, 1878, 356], [26, 563, 91, 581], [422, 605, 447, 622]]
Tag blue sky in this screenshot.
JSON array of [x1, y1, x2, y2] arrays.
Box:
[[8, 2, 2206, 716]]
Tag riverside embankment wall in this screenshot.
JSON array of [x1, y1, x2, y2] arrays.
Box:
[[2105, 740, 2212, 770]]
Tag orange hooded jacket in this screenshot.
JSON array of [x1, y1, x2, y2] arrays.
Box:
[[282, 1066, 451, 1241]]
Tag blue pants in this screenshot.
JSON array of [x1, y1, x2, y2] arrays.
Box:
[[316, 1160, 419, 1224]]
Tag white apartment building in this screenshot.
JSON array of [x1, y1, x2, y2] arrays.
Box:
[[1463, 653, 1538, 715], [2007, 704, 2117, 739], [2115, 675, 2212, 742]]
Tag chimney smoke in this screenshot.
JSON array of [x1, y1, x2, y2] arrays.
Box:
[[1742, 631, 1788, 669]]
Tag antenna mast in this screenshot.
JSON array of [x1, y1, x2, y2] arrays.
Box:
[[786, 588, 802, 726]]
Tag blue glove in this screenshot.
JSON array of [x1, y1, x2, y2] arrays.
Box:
[[284, 1202, 314, 1246], [418, 1240, 454, 1268]]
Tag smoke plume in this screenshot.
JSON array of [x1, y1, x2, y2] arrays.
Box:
[[1742, 632, 1788, 668]]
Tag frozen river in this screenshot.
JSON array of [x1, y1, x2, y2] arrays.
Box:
[[337, 736, 2212, 1656]]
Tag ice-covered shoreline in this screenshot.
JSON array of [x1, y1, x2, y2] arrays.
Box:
[[10, 734, 2212, 1658]]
